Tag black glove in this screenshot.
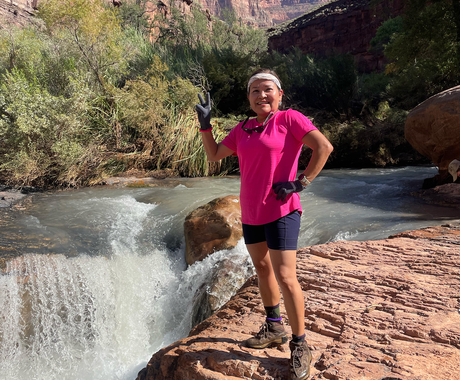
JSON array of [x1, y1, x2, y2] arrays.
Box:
[[272, 180, 304, 201], [195, 93, 212, 130]]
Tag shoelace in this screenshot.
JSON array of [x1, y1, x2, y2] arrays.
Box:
[[292, 346, 305, 373], [255, 322, 269, 338]]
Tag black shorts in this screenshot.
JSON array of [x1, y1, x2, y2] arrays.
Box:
[[242, 210, 301, 250]]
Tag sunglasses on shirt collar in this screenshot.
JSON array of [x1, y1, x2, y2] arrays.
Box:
[[241, 112, 274, 134]]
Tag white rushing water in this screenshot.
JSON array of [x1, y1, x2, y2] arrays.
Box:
[[0, 194, 253, 380], [0, 166, 458, 380]]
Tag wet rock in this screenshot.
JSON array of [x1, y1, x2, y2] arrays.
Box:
[[411, 183, 460, 208], [137, 222, 460, 380], [0, 189, 27, 208], [405, 86, 460, 187], [191, 255, 255, 327], [184, 195, 242, 266], [0, 182, 42, 208]]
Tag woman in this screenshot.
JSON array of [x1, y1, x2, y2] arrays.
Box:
[[195, 68, 333, 380]]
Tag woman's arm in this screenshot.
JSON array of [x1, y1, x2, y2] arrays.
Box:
[[272, 129, 333, 201], [200, 131, 235, 162], [300, 130, 334, 182], [196, 92, 235, 162]]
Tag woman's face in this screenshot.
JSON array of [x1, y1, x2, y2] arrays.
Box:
[[248, 79, 283, 121]]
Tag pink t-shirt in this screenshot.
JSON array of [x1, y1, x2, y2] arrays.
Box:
[[221, 109, 317, 225]]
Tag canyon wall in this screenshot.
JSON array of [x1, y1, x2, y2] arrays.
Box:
[[267, 0, 405, 72], [1, 0, 406, 71], [0, 0, 332, 28], [0, 0, 37, 26], [193, 0, 331, 27]]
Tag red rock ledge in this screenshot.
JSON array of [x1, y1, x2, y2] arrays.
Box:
[[137, 222, 460, 380]]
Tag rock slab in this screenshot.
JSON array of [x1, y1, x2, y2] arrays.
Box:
[[412, 183, 460, 208], [137, 221, 460, 380]]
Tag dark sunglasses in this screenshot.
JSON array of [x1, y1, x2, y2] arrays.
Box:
[[241, 112, 274, 134]]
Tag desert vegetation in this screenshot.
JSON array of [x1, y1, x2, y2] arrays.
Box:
[[0, 0, 456, 188]]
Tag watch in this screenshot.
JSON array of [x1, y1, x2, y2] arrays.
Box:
[[298, 173, 311, 188]]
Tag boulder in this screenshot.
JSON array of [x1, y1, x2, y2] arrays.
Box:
[[137, 221, 460, 380], [405, 86, 460, 185], [191, 255, 255, 327], [184, 195, 243, 266], [0, 189, 26, 208]]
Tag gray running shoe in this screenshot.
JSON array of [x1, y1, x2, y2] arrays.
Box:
[[289, 340, 312, 380], [245, 320, 288, 349]]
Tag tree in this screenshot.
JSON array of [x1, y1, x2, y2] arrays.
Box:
[[37, 0, 133, 89], [377, 0, 460, 107], [117, 0, 153, 34]]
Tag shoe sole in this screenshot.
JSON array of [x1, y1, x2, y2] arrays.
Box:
[[291, 352, 312, 380], [291, 366, 310, 380], [246, 335, 288, 349], [294, 368, 310, 380]]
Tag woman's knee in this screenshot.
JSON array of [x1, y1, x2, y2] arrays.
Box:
[[275, 269, 299, 291], [247, 242, 273, 278], [253, 261, 274, 279]]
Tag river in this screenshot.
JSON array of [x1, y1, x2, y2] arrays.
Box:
[[0, 166, 458, 380]]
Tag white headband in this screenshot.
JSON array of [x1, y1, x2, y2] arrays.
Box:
[[247, 73, 282, 93]]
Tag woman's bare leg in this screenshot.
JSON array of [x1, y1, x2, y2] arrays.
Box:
[[246, 242, 280, 308], [269, 249, 305, 336]]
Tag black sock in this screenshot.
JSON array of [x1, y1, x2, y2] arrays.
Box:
[[292, 333, 306, 343], [265, 304, 282, 323]]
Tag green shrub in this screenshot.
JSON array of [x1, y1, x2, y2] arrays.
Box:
[[370, 16, 404, 51], [116, 57, 169, 140], [116, 0, 152, 34], [153, 5, 267, 116], [381, 1, 459, 108], [356, 72, 391, 107], [262, 49, 358, 115], [202, 47, 258, 116], [120, 27, 158, 83], [0, 70, 90, 186], [113, 55, 238, 177], [311, 104, 415, 168]]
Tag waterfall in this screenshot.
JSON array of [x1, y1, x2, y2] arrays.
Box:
[[0, 194, 252, 380]]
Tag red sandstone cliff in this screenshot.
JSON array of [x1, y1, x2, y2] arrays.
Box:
[[194, 0, 332, 27], [0, 0, 332, 29], [268, 0, 405, 72], [0, 0, 407, 67], [0, 0, 37, 26]]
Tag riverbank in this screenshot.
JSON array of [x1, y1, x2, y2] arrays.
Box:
[[2, 172, 459, 210], [137, 221, 460, 380], [0, 168, 182, 209]]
